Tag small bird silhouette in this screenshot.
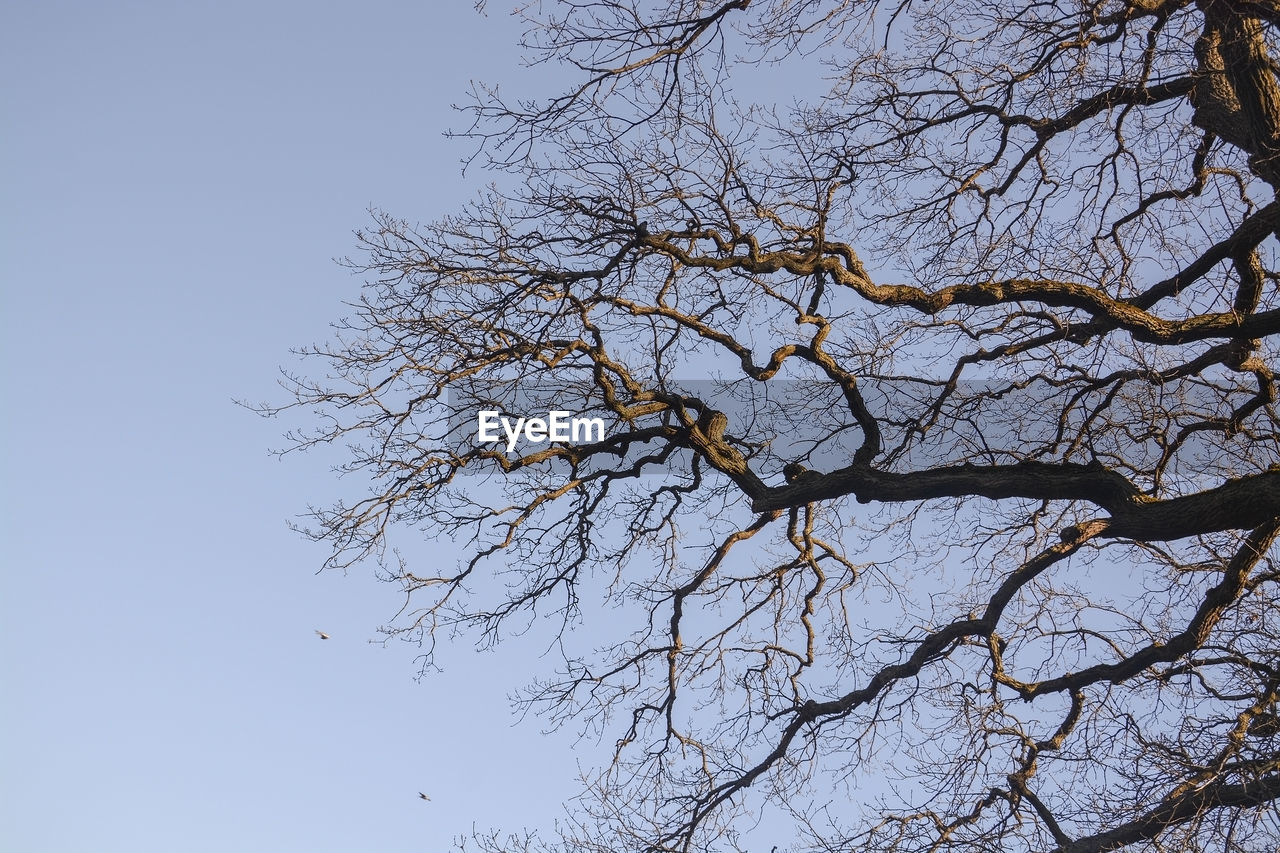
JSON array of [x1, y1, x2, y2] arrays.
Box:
[[315, 630, 330, 640], [418, 792, 431, 801]]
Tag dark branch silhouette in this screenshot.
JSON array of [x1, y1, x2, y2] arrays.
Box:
[[267, 1, 1280, 850]]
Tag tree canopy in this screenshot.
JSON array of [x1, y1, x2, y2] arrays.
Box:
[[274, 1, 1280, 850]]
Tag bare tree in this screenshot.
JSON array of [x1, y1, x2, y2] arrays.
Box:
[[270, 1, 1280, 850]]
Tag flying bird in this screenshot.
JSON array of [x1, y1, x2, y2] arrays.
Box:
[[315, 630, 330, 640], [418, 792, 431, 801]]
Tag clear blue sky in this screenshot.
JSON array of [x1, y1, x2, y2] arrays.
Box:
[[1, 3, 585, 851]]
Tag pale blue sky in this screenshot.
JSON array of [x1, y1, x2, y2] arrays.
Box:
[[5, 4, 1269, 851], [1, 3, 584, 851], [0, 4, 1168, 852]]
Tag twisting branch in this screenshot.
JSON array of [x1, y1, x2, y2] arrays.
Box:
[[271, 1, 1280, 851]]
